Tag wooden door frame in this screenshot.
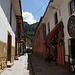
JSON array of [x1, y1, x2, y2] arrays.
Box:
[[7, 32, 12, 62], [15, 36, 17, 56]]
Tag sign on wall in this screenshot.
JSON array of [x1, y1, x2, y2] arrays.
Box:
[[68, 15, 75, 37]]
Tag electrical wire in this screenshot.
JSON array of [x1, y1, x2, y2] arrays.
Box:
[[34, 0, 49, 14], [43, 0, 45, 3], [28, 0, 49, 14], [30, 0, 38, 9], [23, 0, 49, 21]]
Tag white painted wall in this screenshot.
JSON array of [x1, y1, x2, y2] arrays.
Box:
[[58, 0, 75, 62], [58, 0, 70, 62], [41, 7, 58, 35], [42, 0, 75, 62], [0, 0, 16, 46], [12, 7, 16, 33], [0, 0, 11, 23]]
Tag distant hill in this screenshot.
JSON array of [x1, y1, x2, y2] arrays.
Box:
[[23, 22, 39, 46]]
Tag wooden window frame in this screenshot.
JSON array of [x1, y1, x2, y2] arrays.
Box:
[[10, 3, 12, 26], [54, 12, 58, 25], [48, 22, 50, 33]]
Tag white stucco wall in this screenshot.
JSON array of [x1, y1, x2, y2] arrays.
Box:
[[41, 8, 57, 36], [12, 7, 16, 33], [0, 0, 16, 46], [58, 0, 75, 62], [58, 0, 70, 62], [47, 0, 71, 62], [42, 0, 75, 62], [0, 0, 11, 23]]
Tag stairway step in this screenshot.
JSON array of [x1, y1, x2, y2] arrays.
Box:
[[7, 61, 14, 68]]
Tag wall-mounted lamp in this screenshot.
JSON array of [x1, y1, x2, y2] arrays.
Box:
[[49, 6, 61, 16]]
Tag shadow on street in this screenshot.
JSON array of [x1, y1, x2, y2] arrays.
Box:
[[27, 53, 75, 75]]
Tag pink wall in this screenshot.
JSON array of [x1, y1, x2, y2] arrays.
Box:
[[32, 24, 46, 58]]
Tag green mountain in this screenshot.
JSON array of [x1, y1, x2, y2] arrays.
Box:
[[23, 22, 39, 46]]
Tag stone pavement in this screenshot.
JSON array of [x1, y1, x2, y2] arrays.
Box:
[[0, 53, 30, 75], [29, 54, 75, 75], [0, 53, 75, 75]]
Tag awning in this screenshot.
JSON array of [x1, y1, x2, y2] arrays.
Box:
[[20, 40, 24, 42]]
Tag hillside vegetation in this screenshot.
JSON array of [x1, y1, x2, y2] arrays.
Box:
[[23, 22, 38, 46]]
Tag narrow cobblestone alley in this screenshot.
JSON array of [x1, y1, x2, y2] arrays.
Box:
[[0, 53, 75, 75], [29, 54, 75, 75], [1, 0, 75, 75]]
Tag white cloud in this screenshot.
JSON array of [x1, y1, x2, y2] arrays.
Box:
[[22, 11, 36, 24]]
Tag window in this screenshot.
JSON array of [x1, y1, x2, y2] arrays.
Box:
[[18, 32, 20, 38], [43, 24, 46, 40], [17, 23, 21, 38], [48, 22, 50, 33], [54, 12, 58, 25], [18, 23, 21, 30], [10, 3, 12, 26], [70, 0, 75, 15], [38, 30, 40, 35]]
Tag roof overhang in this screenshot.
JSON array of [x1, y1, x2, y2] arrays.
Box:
[[12, 0, 22, 16], [50, 0, 63, 7]]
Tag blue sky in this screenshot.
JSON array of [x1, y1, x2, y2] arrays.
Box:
[[21, 0, 49, 24]]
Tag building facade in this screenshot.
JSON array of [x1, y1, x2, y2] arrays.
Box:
[[16, 16, 24, 56], [32, 18, 46, 59], [32, 0, 75, 72], [0, 0, 23, 72], [43, 0, 75, 72]]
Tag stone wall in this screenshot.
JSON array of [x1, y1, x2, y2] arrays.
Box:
[[0, 41, 15, 73], [11, 46, 15, 63], [0, 41, 7, 73]]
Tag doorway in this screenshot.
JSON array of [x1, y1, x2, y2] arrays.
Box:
[[69, 38, 75, 72], [15, 37, 17, 56], [7, 33, 12, 62], [71, 39, 75, 59]]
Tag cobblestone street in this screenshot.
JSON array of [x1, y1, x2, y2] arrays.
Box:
[[0, 53, 75, 75], [1, 0, 75, 75], [29, 54, 75, 75]]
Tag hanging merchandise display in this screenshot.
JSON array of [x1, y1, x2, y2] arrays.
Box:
[[45, 21, 64, 62]]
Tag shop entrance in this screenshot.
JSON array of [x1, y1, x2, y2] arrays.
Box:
[[7, 33, 12, 62], [15, 37, 17, 56], [69, 38, 75, 72], [71, 39, 75, 59]]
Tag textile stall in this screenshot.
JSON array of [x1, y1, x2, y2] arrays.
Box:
[[46, 21, 64, 65]]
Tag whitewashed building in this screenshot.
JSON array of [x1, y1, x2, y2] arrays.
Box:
[[0, 0, 22, 72], [41, 0, 75, 71]]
